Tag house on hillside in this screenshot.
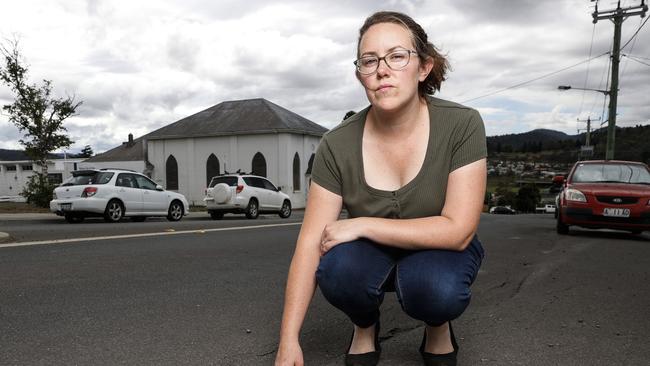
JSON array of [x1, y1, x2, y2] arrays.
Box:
[[81, 98, 328, 208]]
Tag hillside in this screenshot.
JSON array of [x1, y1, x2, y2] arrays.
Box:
[[487, 124, 650, 164]]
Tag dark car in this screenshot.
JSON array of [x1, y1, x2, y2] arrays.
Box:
[[556, 160, 650, 235], [490, 206, 516, 215]]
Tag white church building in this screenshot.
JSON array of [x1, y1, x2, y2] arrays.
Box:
[[81, 98, 328, 208]]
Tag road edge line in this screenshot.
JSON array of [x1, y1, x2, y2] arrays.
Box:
[[0, 222, 301, 249]]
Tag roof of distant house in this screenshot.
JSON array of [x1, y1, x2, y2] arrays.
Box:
[[84, 135, 144, 163], [145, 98, 328, 140]]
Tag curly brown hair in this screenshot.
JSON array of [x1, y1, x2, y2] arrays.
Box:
[[357, 11, 450, 96]]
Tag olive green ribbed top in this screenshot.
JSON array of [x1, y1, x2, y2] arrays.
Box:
[[311, 96, 487, 219]]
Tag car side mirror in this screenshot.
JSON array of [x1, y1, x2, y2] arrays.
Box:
[[156, 185, 164, 191], [277, 187, 282, 192]]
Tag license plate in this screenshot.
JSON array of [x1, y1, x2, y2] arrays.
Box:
[[603, 208, 630, 217], [60, 203, 72, 211]]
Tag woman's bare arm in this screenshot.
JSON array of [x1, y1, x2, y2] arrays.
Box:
[[320, 158, 486, 252], [278, 182, 343, 342]]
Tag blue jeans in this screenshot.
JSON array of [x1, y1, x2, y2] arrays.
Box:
[[316, 235, 485, 328]]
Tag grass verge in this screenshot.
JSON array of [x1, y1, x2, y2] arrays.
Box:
[[0, 202, 50, 214]]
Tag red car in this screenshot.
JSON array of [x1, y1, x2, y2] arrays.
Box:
[[556, 160, 650, 235]]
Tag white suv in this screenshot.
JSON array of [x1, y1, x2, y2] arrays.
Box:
[[203, 174, 291, 219], [50, 169, 190, 223]]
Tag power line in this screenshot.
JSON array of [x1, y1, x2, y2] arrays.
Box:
[[621, 18, 642, 79], [621, 13, 649, 50], [600, 56, 612, 127], [460, 52, 610, 104], [588, 38, 613, 118], [623, 54, 650, 66], [624, 54, 650, 60], [579, 23, 598, 117]]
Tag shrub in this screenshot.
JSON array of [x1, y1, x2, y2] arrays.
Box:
[[21, 173, 55, 208]]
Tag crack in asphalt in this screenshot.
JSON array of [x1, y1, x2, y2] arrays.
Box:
[[511, 272, 532, 299], [380, 324, 422, 342]]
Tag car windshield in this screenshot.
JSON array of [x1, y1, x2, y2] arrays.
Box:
[[571, 163, 650, 184], [60, 171, 114, 186], [209, 176, 238, 187]]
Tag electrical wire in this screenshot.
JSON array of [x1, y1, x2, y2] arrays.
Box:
[[621, 17, 641, 79], [588, 45, 612, 117], [623, 54, 650, 66], [579, 23, 598, 117], [600, 56, 612, 126], [623, 54, 650, 60], [460, 52, 610, 104], [621, 14, 649, 50]]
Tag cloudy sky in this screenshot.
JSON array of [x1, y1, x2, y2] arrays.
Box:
[[1, 0, 649, 154]]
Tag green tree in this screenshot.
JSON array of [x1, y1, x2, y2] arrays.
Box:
[[79, 144, 93, 158], [515, 184, 541, 213], [1, 39, 81, 207], [495, 183, 516, 207]]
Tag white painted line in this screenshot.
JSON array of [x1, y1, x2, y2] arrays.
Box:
[[0, 222, 302, 249]]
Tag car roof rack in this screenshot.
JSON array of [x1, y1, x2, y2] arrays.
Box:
[[222, 169, 251, 175], [99, 168, 136, 172]]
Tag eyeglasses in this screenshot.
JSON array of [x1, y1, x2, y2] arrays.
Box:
[[354, 49, 418, 75]]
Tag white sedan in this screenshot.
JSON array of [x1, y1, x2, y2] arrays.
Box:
[[50, 169, 189, 223]]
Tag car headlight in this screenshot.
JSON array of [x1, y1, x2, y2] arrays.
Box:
[[52, 192, 57, 199], [565, 188, 587, 202]]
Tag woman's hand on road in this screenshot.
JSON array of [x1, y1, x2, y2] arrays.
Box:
[[275, 340, 304, 366], [320, 218, 364, 255]]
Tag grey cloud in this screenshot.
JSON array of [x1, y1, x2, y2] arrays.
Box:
[[174, 0, 426, 21], [67, 125, 120, 152], [0, 122, 23, 148], [167, 33, 200, 72], [448, 0, 565, 24], [84, 49, 141, 74]]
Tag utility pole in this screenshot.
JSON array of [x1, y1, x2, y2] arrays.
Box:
[[577, 116, 599, 147], [591, 0, 648, 160], [577, 116, 598, 159]]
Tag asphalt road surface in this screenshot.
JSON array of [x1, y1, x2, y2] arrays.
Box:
[[1, 213, 649, 365]]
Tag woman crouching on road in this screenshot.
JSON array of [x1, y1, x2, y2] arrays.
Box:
[[276, 11, 487, 366]]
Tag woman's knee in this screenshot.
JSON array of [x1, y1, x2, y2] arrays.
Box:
[[396, 271, 471, 325], [316, 240, 391, 311]]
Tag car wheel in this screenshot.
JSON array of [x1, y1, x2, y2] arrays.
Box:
[[104, 199, 124, 223], [245, 199, 259, 219], [131, 216, 146, 222], [556, 210, 569, 235], [65, 214, 84, 224], [210, 211, 224, 220], [167, 200, 183, 221], [278, 200, 291, 218]]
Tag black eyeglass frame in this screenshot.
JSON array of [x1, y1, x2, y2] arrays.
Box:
[[353, 49, 419, 75]]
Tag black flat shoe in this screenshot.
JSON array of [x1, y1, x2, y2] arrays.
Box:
[[419, 322, 458, 366], [344, 321, 381, 366]]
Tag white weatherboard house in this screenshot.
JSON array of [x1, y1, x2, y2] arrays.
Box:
[[0, 149, 85, 200], [81, 98, 328, 208]]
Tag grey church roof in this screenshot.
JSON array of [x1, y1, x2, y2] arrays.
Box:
[[145, 98, 328, 140], [83, 137, 144, 163]]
